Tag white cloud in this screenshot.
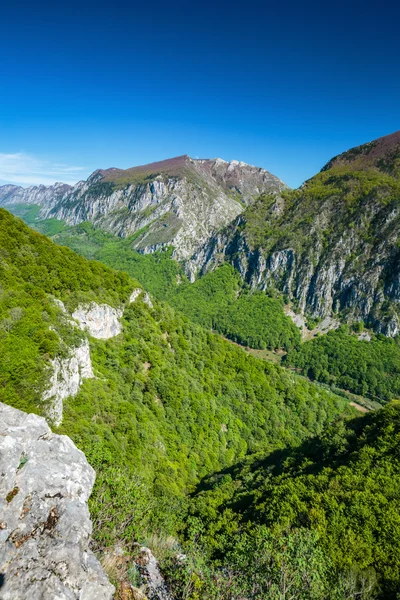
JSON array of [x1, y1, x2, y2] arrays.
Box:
[[0, 153, 88, 186]]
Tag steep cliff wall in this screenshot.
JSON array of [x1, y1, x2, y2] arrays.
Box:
[[192, 133, 400, 335], [43, 301, 126, 425]]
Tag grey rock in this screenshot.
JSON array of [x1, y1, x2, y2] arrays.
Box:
[[0, 155, 286, 268], [0, 402, 114, 600], [191, 185, 400, 336], [72, 303, 123, 339], [43, 339, 94, 426], [137, 547, 172, 600]]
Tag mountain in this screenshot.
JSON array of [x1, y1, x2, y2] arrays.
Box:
[[1, 191, 400, 596], [0, 208, 357, 596], [0, 155, 286, 264], [192, 131, 400, 335]]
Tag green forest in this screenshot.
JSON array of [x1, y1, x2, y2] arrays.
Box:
[[176, 402, 400, 599], [15, 208, 400, 405], [285, 326, 400, 402], [2, 208, 400, 597]]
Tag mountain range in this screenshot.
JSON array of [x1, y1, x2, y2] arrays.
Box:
[[1, 132, 400, 598], [0, 155, 285, 263], [2, 131, 400, 336]]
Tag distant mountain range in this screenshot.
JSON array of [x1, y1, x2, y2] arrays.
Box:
[[0, 154, 285, 262], [2, 132, 400, 335]]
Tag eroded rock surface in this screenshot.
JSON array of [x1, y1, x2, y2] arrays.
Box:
[[136, 547, 173, 600], [0, 402, 114, 600], [43, 339, 94, 426], [72, 303, 123, 339]]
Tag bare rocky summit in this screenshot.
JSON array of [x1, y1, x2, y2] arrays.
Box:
[[0, 402, 114, 600]]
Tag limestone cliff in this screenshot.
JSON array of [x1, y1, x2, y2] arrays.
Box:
[[72, 303, 123, 339], [192, 132, 400, 335], [0, 402, 114, 600], [43, 301, 125, 426], [0, 155, 286, 263], [44, 338, 94, 426]]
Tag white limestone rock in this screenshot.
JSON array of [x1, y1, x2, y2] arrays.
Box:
[[129, 288, 143, 303], [143, 292, 153, 308], [129, 288, 153, 308], [358, 331, 372, 341], [72, 303, 123, 339], [0, 402, 114, 600], [43, 339, 95, 426]]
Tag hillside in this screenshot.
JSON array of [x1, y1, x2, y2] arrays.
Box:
[[0, 209, 358, 594], [192, 131, 400, 336], [0, 155, 286, 267], [179, 402, 400, 598]]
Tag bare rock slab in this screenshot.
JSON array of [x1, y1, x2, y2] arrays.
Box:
[[0, 402, 114, 600], [72, 303, 123, 339]]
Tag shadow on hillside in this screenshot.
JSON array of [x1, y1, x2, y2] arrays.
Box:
[[190, 406, 393, 518]]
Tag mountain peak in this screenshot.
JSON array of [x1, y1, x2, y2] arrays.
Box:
[[100, 155, 192, 183], [322, 130, 400, 176]]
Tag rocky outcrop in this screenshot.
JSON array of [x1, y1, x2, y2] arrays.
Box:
[[136, 547, 173, 600], [0, 402, 114, 600], [0, 155, 286, 264], [129, 288, 153, 307], [72, 303, 123, 339], [43, 339, 94, 426], [43, 300, 125, 425], [129, 288, 143, 303]]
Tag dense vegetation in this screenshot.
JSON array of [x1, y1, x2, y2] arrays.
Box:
[[173, 403, 400, 598], [59, 296, 350, 547], [168, 265, 300, 350], [10, 211, 301, 351], [285, 326, 400, 402], [1, 209, 363, 594], [0, 209, 132, 414], [2, 209, 400, 597]]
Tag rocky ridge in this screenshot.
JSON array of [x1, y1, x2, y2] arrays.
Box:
[[0, 155, 286, 264], [0, 402, 114, 600], [191, 132, 400, 335]]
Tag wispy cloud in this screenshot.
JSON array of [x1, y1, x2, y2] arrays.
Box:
[[0, 153, 88, 186]]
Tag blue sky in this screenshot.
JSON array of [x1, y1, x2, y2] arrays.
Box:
[[1, 0, 399, 188]]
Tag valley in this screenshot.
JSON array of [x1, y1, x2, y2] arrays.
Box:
[[1, 132, 400, 599]]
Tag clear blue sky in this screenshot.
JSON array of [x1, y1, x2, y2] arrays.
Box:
[[1, 0, 399, 188]]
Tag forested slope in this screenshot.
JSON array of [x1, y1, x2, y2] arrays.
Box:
[[0, 208, 351, 547], [175, 403, 400, 598]]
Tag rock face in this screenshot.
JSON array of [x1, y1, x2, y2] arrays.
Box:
[[43, 339, 95, 426], [0, 402, 114, 600], [0, 155, 286, 264], [136, 547, 173, 600], [72, 303, 123, 339], [0, 181, 72, 210], [43, 301, 124, 425], [192, 132, 400, 335]]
